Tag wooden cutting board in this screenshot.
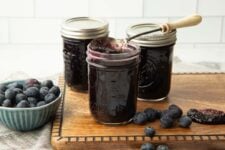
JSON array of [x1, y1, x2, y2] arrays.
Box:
[[51, 73, 225, 150]]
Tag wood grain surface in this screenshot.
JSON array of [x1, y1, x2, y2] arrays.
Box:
[[51, 73, 225, 150]]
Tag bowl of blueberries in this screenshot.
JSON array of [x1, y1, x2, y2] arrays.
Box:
[[0, 79, 62, 131]]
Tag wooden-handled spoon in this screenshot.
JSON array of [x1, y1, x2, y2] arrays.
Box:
[[126, 14, 202, 42]]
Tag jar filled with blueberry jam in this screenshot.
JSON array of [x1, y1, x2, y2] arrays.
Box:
[[61, 17, 109, 91], [86, 38, 140, 124], [126, 23, 176, 101]]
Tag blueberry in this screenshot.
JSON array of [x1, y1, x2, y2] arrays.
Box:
[[15, 93, 27, 104], [0, 94, 5, 105], [37, 101, 46, 107], [41, 80, 54, 89], [144, 108, 158, 122], [168, 104, 183, 119], [140, 143, 155, 150], [0, 84, 7, 92], [49, 86, 60, 97], [160, 116, 174, 128], [2, 99, 12, 107], [13, 88, 23, 94], [133, 112, 148, 125], [16, 100, 30, 108], [44, 93, 56, 103], [7, 82, 23, 89], [5, 89, 16, 100], [39, 87, 49, 99], [24, 87, 39, 97], [29, 103, 36, 107], [179, 116, 192, 128], [144, 127, 156, 137], [25, 79, 40, 86], [156, 145, 169, 150], [27, 97, 38, 105], [162, 108, 182, 119]]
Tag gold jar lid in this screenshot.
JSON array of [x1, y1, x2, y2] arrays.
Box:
[[126, 23, 176, 47], [61, 17, 109, 40]]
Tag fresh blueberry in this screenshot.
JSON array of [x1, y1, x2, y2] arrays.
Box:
[[16, 100, 30, 108], [29, 103, 36, 107], [140, 143, 155, 150], [39, 87, 49, 100], [24, 87, 39, 97], [133, 112, 148, 125], [144, 108, 158, 122], [0, 84, 7, 92], [44, 93, 56, 103], [37, 101, 46, 107], [41, 80, 54, 89], [0, 94, 5, 105], [168, 104, 183, 119], [27, 97, 38, 105], [15, 93, 27, 104], [49, 86, 60, 97], [25, 79, 40, 86], [144, 127, 156, 137], [160, 116, 174, 128], [5, 89, 16, 100], [156, 145, 169, 150], [2, 99, 12, 107], [13, 88, 23, 94], [7, 82, 23, 89], [179, 116, 192, 128]]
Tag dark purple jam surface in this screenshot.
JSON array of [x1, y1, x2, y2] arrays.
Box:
[[89, 37, 131, 54], [88, 65, 138, 123], [63, 37, 92, 91], [138, 44, 174, 100]]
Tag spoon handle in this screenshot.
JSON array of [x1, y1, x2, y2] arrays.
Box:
[[161, 14, 202, 33]]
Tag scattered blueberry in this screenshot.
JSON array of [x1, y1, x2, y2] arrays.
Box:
[[16, 100, 30, 108], [5, 89, 16, 100], [44, 93, 56, 103], [13, 88, 23, 94], [49, 86, 60, 97], [24, 87, 39, 97], [0, 94, 5, 105], [15, 93, 27, 103], [156, 145, 169, 150], [41, 80, 53, 89], [144, 108, 158, 122], [7, 82, 23, 89], [0, 84, 7, 92], [133, 112, 148, 125], [168, 104, 183, 119], [160, 116, 174, 128], [144, 127, 156, 137], [140, 143, 155, 150], [27, 97, 38, 105], [2, 99, 12, 107], [39, 87, 49, 99], [179, 116, 192, 128], [37, 101, 46, 107]]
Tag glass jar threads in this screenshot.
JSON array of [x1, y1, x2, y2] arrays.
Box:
[[86, 38, 140, 124], [61, 17, 109, 91], [126, 23, 177, 101]]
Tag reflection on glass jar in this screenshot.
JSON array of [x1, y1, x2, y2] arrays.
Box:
[[127, 23, 176, 101], [87, 38, 140, 124], [61, 17, 109, 91]]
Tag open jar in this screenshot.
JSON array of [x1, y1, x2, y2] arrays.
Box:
[[86, 38, 140, 124], [126, 23, 177, 101], [61, 17, 109, 91]]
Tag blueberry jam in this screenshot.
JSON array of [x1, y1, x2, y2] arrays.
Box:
[[87, 38, 140, 124], [63, 37, 91, 91], [138, 44, 174, 100]]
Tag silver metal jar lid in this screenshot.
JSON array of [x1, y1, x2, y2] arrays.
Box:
[[61, 17, 109, 40], [126, 23, 176, 47]]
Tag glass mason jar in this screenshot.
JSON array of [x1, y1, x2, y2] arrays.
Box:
[[86, 38, 140, 124], [61, 17, 109, 91], [126, 23, 177, 101]]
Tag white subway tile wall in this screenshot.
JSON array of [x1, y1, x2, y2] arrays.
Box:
[[0, 0, 225, 75]]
